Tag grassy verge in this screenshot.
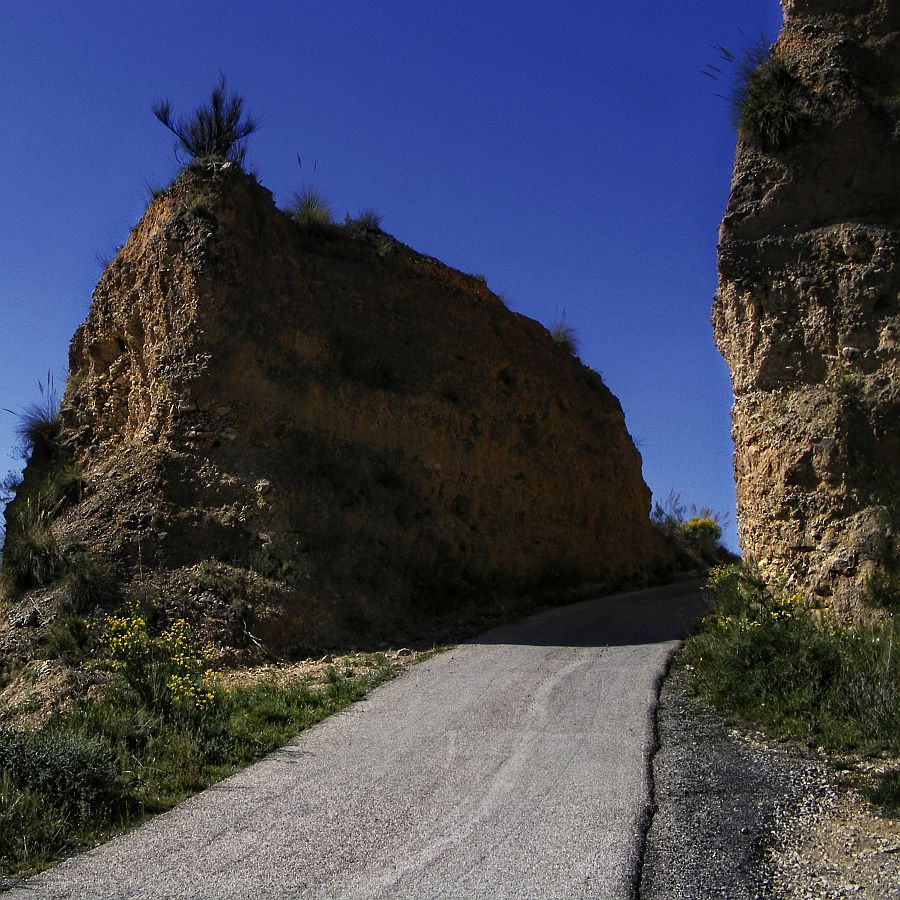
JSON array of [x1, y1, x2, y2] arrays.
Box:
[[682, 563, 899, 812], [0, 654, 400, 878]]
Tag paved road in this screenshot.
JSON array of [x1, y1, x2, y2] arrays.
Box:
[[9, 581, 707, 900]]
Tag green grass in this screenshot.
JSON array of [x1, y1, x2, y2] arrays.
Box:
[[1, 495, 108, 601], [0, 661, 398, 877], [344, 208, 382, 233], [706, 40, 806, 153], [10, 374, 60, 457], [290, 187, 335, 233], [549, 320, 578, 357], [1, 500, 68, 591], [36, 463, 85, 515], [683, 564, 900, 756], [737, 53, 806, 152], [1, 384, 91, 596]]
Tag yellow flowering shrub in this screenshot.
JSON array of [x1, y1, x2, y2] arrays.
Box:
[[678, 517, 722, 542], [94, 604, 218, 713]]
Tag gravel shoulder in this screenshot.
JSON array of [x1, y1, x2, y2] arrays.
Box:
[[640, 664, 900, 898]]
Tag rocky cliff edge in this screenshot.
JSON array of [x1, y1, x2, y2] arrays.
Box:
[[714, 0, 900, 612]]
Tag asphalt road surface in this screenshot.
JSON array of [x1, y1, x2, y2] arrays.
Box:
[[9, 580, 707, 900]]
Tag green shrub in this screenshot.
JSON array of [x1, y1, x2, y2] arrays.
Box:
[[64, 548, 115, 612], [290, 188, 335, 232], [677, 517, 723, 565], [0, 729, 126, 873], [650, 489, 687, 536], [0, 728, 124, 814], [684, 564, 900, 754], [152, 75, 259, 165], [373, 233, 395, 257], [39, 615, 91, 665], [186, 196, 214, 219], [737, 52, 806, 152], [651, 492, 731, 570], [247, 549, 302, 585]]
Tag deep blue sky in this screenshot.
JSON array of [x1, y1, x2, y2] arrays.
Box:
[[0, 1, 784, 551]]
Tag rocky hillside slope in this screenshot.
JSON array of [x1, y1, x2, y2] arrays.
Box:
[[714, 0, 900, 612], [4, 161, 667, 657]]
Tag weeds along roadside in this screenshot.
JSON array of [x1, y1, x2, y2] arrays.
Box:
[[0, 605, 415, 880], [680, 562, 900, 816]]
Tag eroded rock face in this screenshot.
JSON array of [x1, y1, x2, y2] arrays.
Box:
[[714, 0, 900, 611], [37, 162, 664, 651]]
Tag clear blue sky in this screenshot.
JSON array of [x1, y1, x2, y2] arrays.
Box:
[[0, 1, 784, 552]]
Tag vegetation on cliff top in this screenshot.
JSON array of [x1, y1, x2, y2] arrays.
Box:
[[705, 39, 807, 153], [152, 74, 259, 165]]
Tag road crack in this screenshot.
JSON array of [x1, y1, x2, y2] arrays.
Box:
[[630, 649, 678, 899]]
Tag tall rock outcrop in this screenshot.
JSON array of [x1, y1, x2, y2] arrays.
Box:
[[714, 0, 900, 611], [11, 162, 665, 653]]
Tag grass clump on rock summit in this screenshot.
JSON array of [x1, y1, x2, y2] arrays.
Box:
[[289, 187, 336, 233], [153, 75, 259, 165], [550, 320, 579, 357]]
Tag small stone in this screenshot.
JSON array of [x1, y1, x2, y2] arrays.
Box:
[[16, 609, 40, 628]]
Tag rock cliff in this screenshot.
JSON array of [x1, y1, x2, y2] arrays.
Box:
[[8, 162, 665, 653], [714, 0, 900, 611]]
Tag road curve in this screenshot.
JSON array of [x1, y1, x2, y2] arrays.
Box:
[[9, 580, 707, 900]]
